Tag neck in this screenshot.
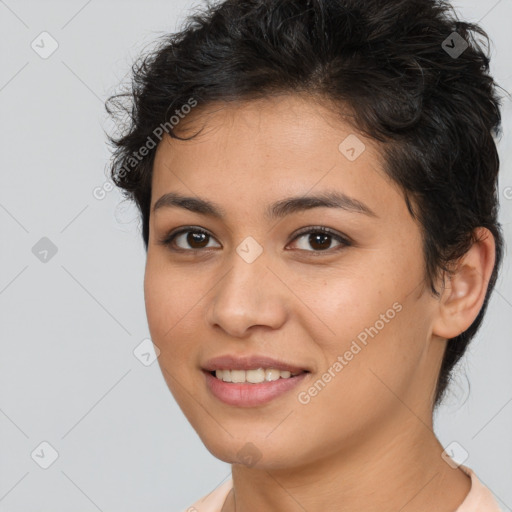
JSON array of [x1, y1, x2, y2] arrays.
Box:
[[223, 412, 471, 512]]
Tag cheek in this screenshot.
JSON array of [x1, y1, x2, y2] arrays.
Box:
[[305, 269, 395, 350], [310, 289, 429, 417], [143, 259, 189, 364], [303, 263, 428, 399], [143, 264, 168, 338], [144, 254, 193, 335], [144, 263, 199, 404], [143, 257, 209, 376]]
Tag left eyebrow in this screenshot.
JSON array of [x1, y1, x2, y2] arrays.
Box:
[[152, 190, 378, 219]]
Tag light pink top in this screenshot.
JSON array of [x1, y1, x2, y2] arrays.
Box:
[[180, 465, 502, 512]]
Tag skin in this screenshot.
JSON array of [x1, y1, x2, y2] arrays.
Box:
[[143, 94, 495, 512]]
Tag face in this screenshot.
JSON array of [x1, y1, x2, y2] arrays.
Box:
[[144, 94, 444, 470]]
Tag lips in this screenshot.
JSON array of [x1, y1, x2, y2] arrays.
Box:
[[202, 354, 310, 374], [203, 368, 309, 407]]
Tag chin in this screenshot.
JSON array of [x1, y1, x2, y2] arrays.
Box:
[[198, 430, 301, 470]]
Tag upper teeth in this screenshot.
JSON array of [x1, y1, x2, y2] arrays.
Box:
[[215, 368, 301, 383]]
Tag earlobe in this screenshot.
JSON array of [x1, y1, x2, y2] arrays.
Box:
[[432, 227, 496, 340]]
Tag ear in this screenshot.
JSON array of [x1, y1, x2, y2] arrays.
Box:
[[432, 227, 496, 340]]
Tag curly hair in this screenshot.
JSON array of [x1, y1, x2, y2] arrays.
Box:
[[105, 0, 505, 409]]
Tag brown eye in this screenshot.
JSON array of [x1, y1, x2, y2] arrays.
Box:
[[307, 232, 332, 250], [289, 227, 350, 253], [161, 228, 221, 251], [183, 231, 208, 249]]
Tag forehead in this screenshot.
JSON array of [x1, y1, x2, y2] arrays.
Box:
[[151, 95, 406, 221], [166, 94, 362, 156]]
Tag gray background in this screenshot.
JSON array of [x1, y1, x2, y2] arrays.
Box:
[[0, 0, 511, 510]]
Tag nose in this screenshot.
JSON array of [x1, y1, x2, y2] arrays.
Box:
[[206, 251, 289, 338]]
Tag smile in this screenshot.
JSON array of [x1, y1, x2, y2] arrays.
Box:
[[203, 369, 309, 407]]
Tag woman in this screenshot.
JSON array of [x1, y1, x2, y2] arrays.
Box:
[[106, 0, 505, 510]]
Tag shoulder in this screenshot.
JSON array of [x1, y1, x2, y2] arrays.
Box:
[[455, 465, 503, 512], [178, 478, 233, 512]]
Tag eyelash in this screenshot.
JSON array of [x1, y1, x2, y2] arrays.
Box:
[[158, 226, 351, 255]]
